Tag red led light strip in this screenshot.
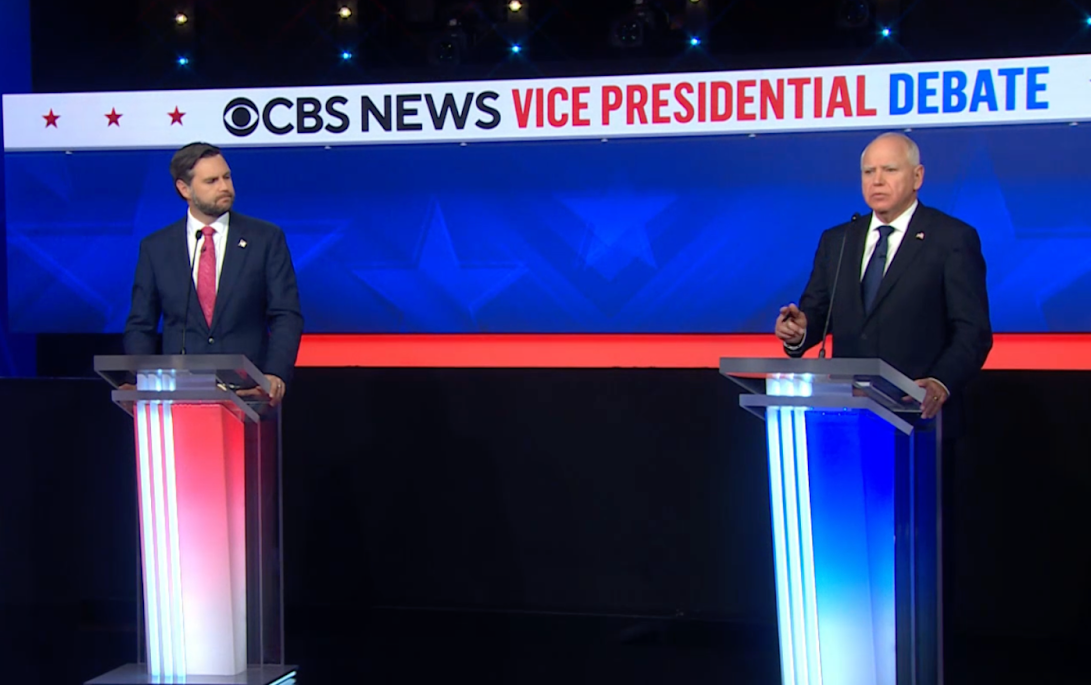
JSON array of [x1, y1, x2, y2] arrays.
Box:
[[295, 334, 1091, 370]]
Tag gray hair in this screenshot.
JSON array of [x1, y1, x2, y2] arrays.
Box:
[[861, 132, 921, 169]]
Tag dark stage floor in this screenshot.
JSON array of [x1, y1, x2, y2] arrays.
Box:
[[3, 372, 1089, 684], [3, 604, 1087, 685]]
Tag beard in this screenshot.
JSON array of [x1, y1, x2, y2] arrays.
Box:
[[192, 193, 234, 218]]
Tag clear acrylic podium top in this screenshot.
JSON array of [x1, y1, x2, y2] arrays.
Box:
[[719, 357, 928, 434], [94, 354, 273, 422]]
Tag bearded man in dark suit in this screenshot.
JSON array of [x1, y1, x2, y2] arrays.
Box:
[[123, 142, 303, 405]]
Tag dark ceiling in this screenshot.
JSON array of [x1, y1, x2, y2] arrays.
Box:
[[29, 0, 1091, 92]]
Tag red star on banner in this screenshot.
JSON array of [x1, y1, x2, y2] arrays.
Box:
[[168, 106, 186, 125], [43, 109, 60, 127], [105, 108, 123, 126]]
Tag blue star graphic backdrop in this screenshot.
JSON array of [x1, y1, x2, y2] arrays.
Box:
[[5, 124, 1091, 333]]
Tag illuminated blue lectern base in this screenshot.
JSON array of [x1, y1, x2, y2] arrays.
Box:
[[721, 358, 941, 685]]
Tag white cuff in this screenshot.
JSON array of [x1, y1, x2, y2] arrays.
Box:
[[927, 377, 950, 398], [784, 332, 806, 352]]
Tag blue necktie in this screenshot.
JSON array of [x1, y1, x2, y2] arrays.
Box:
[[862, 225, 895, 314]]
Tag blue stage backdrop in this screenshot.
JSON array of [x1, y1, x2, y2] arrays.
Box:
[[5, 123, 1091, 333], [0, 0, 34, 375]]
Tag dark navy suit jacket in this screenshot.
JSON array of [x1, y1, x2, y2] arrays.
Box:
[[123, 211, 304, 383], [787, 203, 993, 437]]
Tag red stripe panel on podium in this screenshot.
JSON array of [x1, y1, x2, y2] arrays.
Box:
[[295, 334, 1091, 370], [134, 402, 248, 678]]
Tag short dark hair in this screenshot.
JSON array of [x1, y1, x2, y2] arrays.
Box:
[[170, 142, 223, 196]]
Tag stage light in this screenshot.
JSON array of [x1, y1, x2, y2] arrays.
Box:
[[174, 12, 188, 26], [429, 24, 467, 66], [612, 16, 643, 47], [504, 0, 529, 45], [611, 0, 671, 49], [338, 6, 352, 19], [836, 0, 870, 29], [881, 27, 891, 37], [177, 56, 189, 66], [340, 50, 353, 60], [689, 36, 701, 46], [1086, 16, 1091, 26], [684, 0, 707, 40]]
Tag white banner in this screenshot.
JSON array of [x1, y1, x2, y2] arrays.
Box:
[[4, 54, 1090, 151]]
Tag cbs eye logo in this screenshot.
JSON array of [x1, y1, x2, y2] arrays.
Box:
[[223, 97, 260, 137], [222, 95, 352, 136]]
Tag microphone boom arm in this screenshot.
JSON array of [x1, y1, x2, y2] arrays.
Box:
[[818, 212, 859, 359], [180, 229, 203, 355]]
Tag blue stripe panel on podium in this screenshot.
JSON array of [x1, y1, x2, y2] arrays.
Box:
[[765, 378, 897, 685]]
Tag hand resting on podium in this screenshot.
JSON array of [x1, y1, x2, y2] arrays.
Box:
[[907, 378, 947, 420], [118, 382, 136, 413], [236, 373, 286, 408]]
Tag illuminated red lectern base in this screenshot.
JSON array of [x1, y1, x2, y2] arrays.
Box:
[[91, 355, 296, 685]]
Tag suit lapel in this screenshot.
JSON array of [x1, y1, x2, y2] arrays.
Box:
[[864, 206, 930, 321], [210, 213, 250, 332]]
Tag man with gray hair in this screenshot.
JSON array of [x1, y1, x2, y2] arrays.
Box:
[[774, 131, 992, 438]]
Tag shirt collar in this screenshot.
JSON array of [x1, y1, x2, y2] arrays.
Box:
[[869, 200, 918, 234], [187, 209, 230, 236]]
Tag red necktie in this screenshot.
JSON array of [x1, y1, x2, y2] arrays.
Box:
[[197, 225, 217, 327]]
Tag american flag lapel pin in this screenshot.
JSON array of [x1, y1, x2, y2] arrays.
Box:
[[915, 232, 925, 240], [238, 239, 247, 248]]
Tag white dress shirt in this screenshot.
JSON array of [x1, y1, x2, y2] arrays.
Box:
[[186, 210, 230, 290], [860, 200, 918, 279]]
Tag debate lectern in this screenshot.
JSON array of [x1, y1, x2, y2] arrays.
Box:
[[90, 355, 296, 685], [720, 358, 941, 685]]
